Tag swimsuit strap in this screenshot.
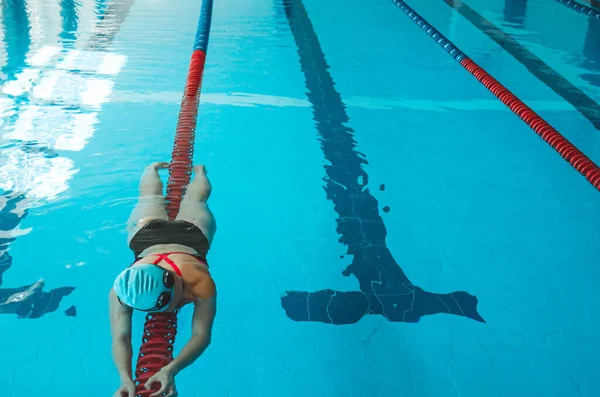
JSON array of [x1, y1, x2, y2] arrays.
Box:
[[150, 252, 187, 277]]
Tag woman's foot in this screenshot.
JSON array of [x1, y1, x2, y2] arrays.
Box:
[[190, 165, 211, 201], [148, 162, 170, 171]]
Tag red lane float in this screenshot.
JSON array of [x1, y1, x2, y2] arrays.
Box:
[[390, 0, 600, 191], [132, 0, 213, 394], [134, 313, 178, 396], [166, 49, 207, 219], [460, 58, 600, 189], [133, 48, 208, 397]]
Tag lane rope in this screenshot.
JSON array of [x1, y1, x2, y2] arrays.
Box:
[[555, 0, 600, 18], [443, 0, 600, 132], [133, 0, 214, 395], [390, 0, 600, 191]]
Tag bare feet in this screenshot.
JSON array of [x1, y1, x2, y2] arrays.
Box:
[[193, 165, 206, 175], [149, 162, 169, 171], [190, 165, 211, 201]]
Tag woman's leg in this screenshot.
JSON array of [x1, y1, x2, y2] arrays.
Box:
[[175, 165, 216, 245], [126, 162, 169, 243]]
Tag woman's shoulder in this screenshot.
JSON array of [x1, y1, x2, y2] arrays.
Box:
[[180, 261, 216, 300], [190, 273, 216, 300]]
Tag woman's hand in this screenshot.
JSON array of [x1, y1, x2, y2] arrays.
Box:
[[113, 379, 135, 397], [145, 367, 178, 397]]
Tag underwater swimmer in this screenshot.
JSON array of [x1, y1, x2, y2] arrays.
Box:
[[109, 162, 216, 397]]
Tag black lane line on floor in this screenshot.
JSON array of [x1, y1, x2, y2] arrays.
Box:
[[279, 0, 484, 325]]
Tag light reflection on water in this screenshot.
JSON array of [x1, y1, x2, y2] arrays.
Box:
[[1, 1, 130, 209], [0, 0, 132, 317]]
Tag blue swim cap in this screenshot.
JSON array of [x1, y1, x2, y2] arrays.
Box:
[[113, 264, 172, 312]]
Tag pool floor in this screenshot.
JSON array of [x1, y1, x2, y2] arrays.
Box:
[[0, 0, 599, 396]]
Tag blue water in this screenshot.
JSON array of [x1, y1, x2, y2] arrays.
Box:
[[1, 0, 599, 396]]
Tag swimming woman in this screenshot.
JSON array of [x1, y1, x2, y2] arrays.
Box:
[[109, 162, 217, 397]]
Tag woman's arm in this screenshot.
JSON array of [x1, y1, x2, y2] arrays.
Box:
[[163, 297, 216, 375], [108, 289, 134, 382]]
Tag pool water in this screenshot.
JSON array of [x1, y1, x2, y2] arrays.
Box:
[[1, 0, 599, 396]]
